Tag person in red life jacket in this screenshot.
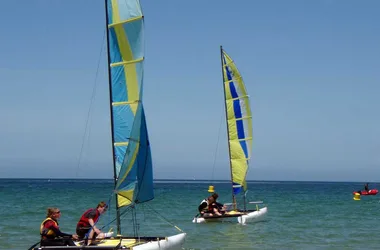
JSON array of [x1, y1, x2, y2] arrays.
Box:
[[76, 201, 110, 245], [40, 207, 78, 246]]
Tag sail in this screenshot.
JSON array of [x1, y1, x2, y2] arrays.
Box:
[[106, 0, 153, 207], [221, 49, 253, 196]]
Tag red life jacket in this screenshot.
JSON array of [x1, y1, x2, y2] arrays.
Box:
[[76, 208, 100, 228]]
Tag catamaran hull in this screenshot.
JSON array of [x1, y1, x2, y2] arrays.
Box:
[[238, 207, 268, 224], [192, 207, 268, 224], [133, 233, 186, 250], [31, 233, 186, 250]]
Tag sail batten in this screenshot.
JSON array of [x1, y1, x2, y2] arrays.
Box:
[[108, 15, 143, 28], [111, 57, 144, 67], [112, 100, 140, 106], [225, 76, 243, 83], [221, 48, 252, 196], [234, 116, 252, 121], [107, 0, 153, 209]]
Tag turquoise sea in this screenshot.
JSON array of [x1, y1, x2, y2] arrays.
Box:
[[1, 179, 379, 249]]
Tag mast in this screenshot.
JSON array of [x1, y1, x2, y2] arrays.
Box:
[[104, 0, 121, 234], [220, 45, 237, 210]]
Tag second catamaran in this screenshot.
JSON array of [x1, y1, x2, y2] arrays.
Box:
[[193, 46, 268, 224]]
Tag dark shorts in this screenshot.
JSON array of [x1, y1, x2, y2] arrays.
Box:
[[76, 227, 97, 239], [41, 238, 76, 246]]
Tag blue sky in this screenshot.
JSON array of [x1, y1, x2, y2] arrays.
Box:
[[0, 0, 379, 181]]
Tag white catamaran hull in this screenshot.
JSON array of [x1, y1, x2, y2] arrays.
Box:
[[132, 233, 186, 250], [192, 207, 268, 224], [32, 233, 186, 250]]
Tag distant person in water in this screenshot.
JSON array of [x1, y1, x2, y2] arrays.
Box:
[[40, 207, 78, 246], [364, 183, 369, 191], [76, 201, 111, 245]]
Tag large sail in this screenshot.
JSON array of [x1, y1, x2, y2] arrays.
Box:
[[221, 48, 253, 196], [106, 0, 153, 208]]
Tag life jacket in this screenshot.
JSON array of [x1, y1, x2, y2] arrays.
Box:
[[77, 208, 100, 228], [199, 198, 210, 212], [40, 218, 58, 239]]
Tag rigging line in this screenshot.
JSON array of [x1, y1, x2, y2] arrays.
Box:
[[132, 206, 138, 237], [210, 106, 225, 183], [75, 28, 106, 177], [144, 203, 184, 233], [140, 202, 148, 222], [104, 196, 113, 232], [100, 205, 134, 230]]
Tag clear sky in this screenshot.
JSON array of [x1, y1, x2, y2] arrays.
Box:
[[0, 0, 379, 181]]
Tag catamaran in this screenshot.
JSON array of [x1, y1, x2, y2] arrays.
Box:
[[29, 0, 186, 249], [192, 46, 268, 224]]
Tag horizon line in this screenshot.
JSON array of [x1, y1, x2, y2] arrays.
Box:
[[0, 177, 375, 183]]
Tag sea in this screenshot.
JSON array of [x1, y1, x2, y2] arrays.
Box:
[[0, 179, 379, 250]]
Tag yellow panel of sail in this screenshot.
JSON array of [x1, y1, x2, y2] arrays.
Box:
[[117, 190, 134, 207]]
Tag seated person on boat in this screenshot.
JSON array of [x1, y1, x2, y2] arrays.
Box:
[[76, 201, 110, 245], [210, 193, 226, 212], [40, 207, 78, 246], [198, 193, 225, 217]]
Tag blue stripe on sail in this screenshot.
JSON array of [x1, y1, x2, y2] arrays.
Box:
[[225, 65, 232, 81], [240, 140, 249, 159], [232, 92, 249, 159], [135, 107, 154, 203], [233, 182, 243, 195], [233, 99, 243, 119], [229, 81, 239, 99], [236, 119, 245, 138], [225, 66, 239, 98], [223, 54, 238, 99], [222, 54, 227, 66]]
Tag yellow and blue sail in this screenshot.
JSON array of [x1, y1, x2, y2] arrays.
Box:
[[106, 0, 153, 208], [221, 49, 253, 195]]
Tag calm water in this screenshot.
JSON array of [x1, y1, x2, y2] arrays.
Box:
[[1, 179, 379, 249]]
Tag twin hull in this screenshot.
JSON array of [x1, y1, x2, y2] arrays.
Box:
[[32, 233, 186, 250], [192, 207, 268, 224]]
